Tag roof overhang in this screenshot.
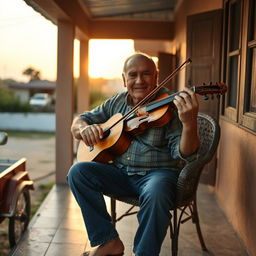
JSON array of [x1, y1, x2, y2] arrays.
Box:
[[24, 0, 176, 40]]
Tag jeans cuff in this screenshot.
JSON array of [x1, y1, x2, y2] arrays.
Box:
[[90, 230, 119, 247]]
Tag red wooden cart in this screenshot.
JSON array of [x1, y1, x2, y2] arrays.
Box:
[[0, 132, 34, 248]]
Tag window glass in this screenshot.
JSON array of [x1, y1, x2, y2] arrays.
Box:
[[229, 0, 241, 51], [250, 0, 256, 40], [246, 48, 256, 113], [228, 55, 238, 108]]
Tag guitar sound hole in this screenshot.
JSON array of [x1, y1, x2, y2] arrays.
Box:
[[102, 129, 110, 140]]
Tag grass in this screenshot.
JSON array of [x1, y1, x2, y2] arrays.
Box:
[[0, 181, 55, 256], [0, 220, 9, 256], [5, 130, 55, 139]]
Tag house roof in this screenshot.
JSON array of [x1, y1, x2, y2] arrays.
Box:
[[9, 80, 56, 90]]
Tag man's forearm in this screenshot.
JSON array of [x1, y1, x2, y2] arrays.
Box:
[[71, 116, 89, 140], [179, 122, 200, 157]]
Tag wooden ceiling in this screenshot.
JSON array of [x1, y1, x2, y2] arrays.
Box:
[[79, 0, 178, 20], [23, 0, 179, 39]]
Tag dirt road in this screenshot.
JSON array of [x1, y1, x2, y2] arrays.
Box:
[[0, 133, 56, 187]]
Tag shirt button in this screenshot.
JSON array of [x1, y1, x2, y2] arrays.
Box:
[[127, 157, 130, 160]]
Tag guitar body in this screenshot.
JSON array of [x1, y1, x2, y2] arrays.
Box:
[[76, 113, 131, 163]]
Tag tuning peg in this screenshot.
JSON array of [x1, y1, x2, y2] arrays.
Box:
[[204, 95, 209, 100], [209, 82, 212, 85], [211, 95, 214, 100], [217, 94, 221, 99]]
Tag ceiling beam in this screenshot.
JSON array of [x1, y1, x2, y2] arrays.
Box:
[[54, 0, 91, 36], [89, 20, 174, 40]]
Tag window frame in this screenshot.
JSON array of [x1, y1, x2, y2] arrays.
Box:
[[239, 0, 256, 132], [222, 0, 243, 122], [222, 0, 256, 134]]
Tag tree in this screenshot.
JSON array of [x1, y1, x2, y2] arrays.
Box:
[[22, 67, 41, 81]]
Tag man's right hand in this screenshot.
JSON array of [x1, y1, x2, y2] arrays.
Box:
[[79, 124, 104, 147]]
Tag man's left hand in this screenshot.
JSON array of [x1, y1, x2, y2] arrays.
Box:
[[173, 87, 199, 126]]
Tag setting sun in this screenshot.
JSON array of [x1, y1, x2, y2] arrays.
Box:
[[74, 39, 135, 79], [88, 39, 135, 79]]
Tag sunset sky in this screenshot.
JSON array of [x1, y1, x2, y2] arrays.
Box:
[[0, 0, 135, 82]]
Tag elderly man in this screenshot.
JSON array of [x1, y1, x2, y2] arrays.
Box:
[[67, 53, 199, 256]]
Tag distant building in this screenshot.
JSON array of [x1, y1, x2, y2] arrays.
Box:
[[8, 79, 56, 103]]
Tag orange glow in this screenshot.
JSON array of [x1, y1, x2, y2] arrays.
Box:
[[74, 39, 135, 79], [89, 40, 135, 79]]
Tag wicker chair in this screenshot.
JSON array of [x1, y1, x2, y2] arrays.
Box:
[[107, 113, 221, 256]]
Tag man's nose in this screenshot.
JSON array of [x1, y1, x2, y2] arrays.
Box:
[[135, 74, 143, 83]]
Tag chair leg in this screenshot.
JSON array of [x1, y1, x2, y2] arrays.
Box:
[[110, 197, 116, 228], [171, 209, 178, 256], [192, 198, 208, 251]]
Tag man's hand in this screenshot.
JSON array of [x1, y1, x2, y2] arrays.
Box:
[[79, 124, 104, 147], [71, 117, 103, 147], [173, 87, 199, 126], [173, 87, 199, 157]]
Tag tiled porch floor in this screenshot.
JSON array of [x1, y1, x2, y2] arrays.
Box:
[[11, 184, 248, 256]]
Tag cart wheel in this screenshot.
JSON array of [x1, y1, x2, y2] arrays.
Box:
[[8, 189, 31, 248]]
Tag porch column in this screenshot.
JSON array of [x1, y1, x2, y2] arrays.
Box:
[[56, 20, 74, 184], [77, 40, 89, 114]]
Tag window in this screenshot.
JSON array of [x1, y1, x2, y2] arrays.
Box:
[[222, 0, 256, 133], [223, 0, 242, 121]]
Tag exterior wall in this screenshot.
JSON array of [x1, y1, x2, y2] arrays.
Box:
[[171, 0, 256, 254], [134, 40, 170, 56], [13, 89, 30, 103], [216, 119, 256, 255], [170, 0, 223, 89], [0, 113, 55, 132]]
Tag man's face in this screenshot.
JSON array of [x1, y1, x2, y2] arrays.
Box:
[[122, 56, 157, 105]]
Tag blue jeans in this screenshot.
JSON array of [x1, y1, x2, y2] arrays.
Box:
[[67, 161, 179, 256]]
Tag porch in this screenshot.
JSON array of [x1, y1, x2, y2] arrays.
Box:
[[10, 183, 248, 256]]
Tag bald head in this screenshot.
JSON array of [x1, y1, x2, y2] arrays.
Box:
[[123, 53, 157, 74], [121, 53, 158, 105]]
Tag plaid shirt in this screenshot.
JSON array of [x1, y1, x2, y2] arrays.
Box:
[[80, 88, 196, 175]]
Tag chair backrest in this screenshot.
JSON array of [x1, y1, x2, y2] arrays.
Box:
[[108, 113, 220, 209], [175, 112, 220, 207]]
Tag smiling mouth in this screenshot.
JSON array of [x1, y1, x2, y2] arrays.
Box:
[[134, 87, 146, 90]]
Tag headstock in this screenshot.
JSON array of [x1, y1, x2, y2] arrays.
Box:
[[192, 82, 227, 100]]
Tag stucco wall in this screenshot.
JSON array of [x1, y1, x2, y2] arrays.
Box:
[[13, 89, 30, 103], [171, 0, 255, 254], [216, 119, 256, 255]]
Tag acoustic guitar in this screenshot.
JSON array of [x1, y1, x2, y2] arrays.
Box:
[[76, 82, 227, 163]]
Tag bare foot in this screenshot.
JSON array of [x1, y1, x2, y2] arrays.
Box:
[[83, 237, 124, 256]]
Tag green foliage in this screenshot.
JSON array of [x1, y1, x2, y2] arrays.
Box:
[[90, 90, 110, 110], [0, 88, 32, 112], [0, 78, 17, 89], [22, 67, 41, 81], [6, 130, 55, 139]]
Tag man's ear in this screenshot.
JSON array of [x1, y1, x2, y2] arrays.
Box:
[[122, 73, 126, 87], [155, 71, 159, 85]]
